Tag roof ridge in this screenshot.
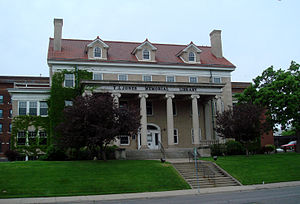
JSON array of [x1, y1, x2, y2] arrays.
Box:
[[52, 38, 211, 47]]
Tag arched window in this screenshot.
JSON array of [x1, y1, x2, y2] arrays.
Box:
[[143, 49, 150, 60], [188, 52, 195, 62], [94, 47, 101, 58]]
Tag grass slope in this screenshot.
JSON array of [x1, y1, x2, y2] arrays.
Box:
[[202, 153, 300, 185], [0, 160, 190, 198]]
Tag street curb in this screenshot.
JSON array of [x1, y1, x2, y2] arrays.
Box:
[[1, 181, 300, 204]]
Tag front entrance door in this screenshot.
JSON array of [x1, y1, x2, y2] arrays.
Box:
[[147, 130, 160, 149]]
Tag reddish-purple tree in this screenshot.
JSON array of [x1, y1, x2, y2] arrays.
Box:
[[57, 93, 140, 160], [215, 103, 264, 155]]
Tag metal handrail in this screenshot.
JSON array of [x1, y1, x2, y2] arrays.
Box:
[[158, 141, 166, 160]]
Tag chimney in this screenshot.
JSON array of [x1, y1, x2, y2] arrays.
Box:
[[210, 30, 223, 58], [53, 18, 63, 51]]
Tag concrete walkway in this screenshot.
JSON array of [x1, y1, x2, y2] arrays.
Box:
[[1, 181, 300, 204]]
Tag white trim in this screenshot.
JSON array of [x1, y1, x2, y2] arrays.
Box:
[[87, 38, 109, 48], [118, 74, 128, 81], [93, 72, 103, 80], [93, 47, 102, 58], [189, 76, 198, 83], [48, 60, 236, 72], [132, 40, 157, 54], [182, 43, 202, 53], [142, 49, 151, 61], [64, 73, 75, 88], [166, 75, 175, 82], [174, 128, 178, 144], [119, 135, 130, 146], [213, 77, 222, 83], [143, 75, 152, 82]]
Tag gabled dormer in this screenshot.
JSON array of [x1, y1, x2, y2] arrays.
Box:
[[87, 36, 109, 60], [176, 42, 202, 64], [132, 39, 157, 62]]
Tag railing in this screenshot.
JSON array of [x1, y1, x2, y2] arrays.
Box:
[[199, 139, 225, 147], [14, 82, 50, 89], [158, 141, 166, 161]]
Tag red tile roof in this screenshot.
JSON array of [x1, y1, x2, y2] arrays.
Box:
[[48, 38, 235, 68]]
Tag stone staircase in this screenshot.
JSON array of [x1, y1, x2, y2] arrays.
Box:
[[172, 161, 241, 188], [126, 148, 192, 160]]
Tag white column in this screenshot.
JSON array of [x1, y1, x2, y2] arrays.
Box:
[[191, 95, 200, 145], [205, 101, 212, 140], [111, 93, 121, 146], [139, 93, 148, 149], [165, 94, 175, 147], [111, 93, 121, 107]]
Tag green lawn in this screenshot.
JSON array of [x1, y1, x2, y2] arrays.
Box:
[[201, 153, 300, 185], [0, 160, 190, 198]]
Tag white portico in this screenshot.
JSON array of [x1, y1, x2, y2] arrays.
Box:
[[82, 80, 224, 150]]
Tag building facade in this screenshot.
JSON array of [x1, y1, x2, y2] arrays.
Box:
[[46, 19, 236, 151], [0, 76, 49, 159]]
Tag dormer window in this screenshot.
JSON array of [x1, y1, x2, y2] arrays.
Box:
[[188, 52, 195, 62], [143, 49, 150, 60], [94, 47, 102, 58]]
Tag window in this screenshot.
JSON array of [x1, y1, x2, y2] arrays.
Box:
[[93, 73, 103, 80], [0, 110, 2, 118], [189, 76, 198, 83], [28, 131, 37, 145], [191, 128, 201, 144], [40, 102, 48, 116], [166, 76, 175, 82], [94, 47, 102, 58], [120, 136, 129, 145], [65, 100, 73, 107], [118, 74, 128, 81], [64, 74, 74, 88], [9, 123, 12, 133], [0, 95, 3, 104], [17, 131, 26, 145], [39, 131, 47, 145], [213, 77, 221, 84], [0, 123, 2, 133], [119, 101, 128, 109], [146, 101, 153, 115], [9, 109, 12, 118], [143, 75, 152, 82], [29, 101, 37, 116], [189, 52, 195, 62], [19, 101, 27, 115], [172, 102, 177, 116], [142, 49, 150, 60], [174, 129, 178, 144]]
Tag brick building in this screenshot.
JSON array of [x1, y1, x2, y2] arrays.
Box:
[[0, 76, 49, 159]]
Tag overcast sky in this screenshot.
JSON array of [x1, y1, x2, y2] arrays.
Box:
[[1, 0, 299, 82]]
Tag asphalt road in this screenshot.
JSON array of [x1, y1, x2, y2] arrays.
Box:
[[68, 185, 300, 204]]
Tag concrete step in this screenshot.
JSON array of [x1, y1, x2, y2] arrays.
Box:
[[172, 161, 241, 189]]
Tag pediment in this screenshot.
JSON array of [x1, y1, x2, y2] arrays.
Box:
[[87, 36, 109, 49], [132, 39, 157, 54]]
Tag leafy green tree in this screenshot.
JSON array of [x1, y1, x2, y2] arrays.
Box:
[[237, 61, 300, 151]]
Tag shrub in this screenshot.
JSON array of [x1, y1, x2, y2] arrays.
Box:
[[5, 150, 19, 161], [263, 144, 275, 154], [210, 144, 226, 156], [105, 145, 118, 160], [225, 140, 245, 155], [40, 145, 66, 161]]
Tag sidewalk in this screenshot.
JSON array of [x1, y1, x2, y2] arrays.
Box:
[[1, 181, 300, 204]]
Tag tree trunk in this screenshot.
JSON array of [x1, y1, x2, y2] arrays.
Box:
[[100, 145, 107, 161]]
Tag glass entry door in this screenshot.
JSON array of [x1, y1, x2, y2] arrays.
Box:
[[147, 130, 159, 149]]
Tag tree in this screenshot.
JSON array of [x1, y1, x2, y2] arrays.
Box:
[[237, 61, 300, 152], [215, 103, 263, 155], [57, 93, 140, 160]]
